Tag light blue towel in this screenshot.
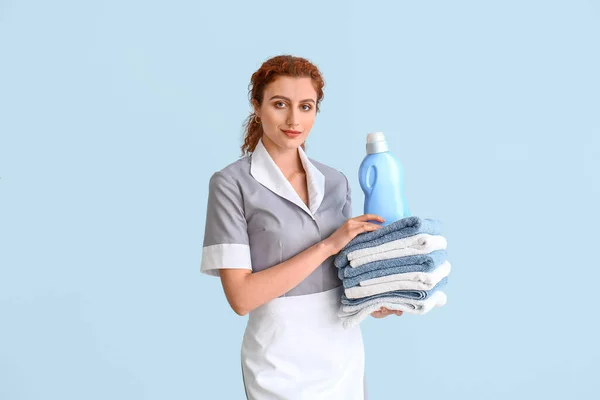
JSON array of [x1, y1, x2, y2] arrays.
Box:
[[341, 276, 448, 306], [333, 216, 443, 269], [341, 250, 448, 288]]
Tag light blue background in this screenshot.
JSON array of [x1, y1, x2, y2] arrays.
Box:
[[1, 0, 599, 399]]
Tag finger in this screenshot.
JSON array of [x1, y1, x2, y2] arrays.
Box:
[[353, 222, 383, 235], [354, 214, 385, 223], [371, 308, 384, 317], [364, 222, 384, 230], [353, 214, 385, 223]]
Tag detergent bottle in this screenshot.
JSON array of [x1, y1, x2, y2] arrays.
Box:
[[358, 132, 410, 226]]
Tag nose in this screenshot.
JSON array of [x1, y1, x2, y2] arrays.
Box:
[[286, 110, 300, 128]]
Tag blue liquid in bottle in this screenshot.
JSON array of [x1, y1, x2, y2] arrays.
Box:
[[358, 132, 410, 226]]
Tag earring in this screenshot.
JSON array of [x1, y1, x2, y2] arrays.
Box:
[[254, 115, 261, 124]]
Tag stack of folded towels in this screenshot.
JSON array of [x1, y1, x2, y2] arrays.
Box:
[[333, 216, 450, 329]]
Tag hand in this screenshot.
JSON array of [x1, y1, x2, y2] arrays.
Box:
[[370, 307, 403, 318], [323, 214, 385, 256]]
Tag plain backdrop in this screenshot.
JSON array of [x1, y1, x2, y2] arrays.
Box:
[[1, 0, 599, 399]]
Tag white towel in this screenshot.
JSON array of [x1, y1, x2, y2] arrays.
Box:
[[348, 234, 447, 267], [339, 291, 448, 329], [360, 260, 452, 287], [344, 261, 451, 299]]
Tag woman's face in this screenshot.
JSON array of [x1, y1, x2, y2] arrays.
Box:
[[254, 76, 318, 151]]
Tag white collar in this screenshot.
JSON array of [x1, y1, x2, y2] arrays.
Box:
[[250, 137, 325, 219]]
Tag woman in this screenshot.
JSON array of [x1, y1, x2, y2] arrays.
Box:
[[200, 55, 403, 399]]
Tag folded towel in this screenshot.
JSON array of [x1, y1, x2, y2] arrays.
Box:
[[339, 290, 448, 316], [348, 234, 447, 267], [360, 260, 452, 286], [340, 250, 447, 287], [344, 261, 451, 299], [341, 277, 448, 305], [334, 216, 443, 269], [339, 291, 448, 329]]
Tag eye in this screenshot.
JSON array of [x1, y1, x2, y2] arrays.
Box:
[[274, 101, 286, 108], [301, 104, 312, 111]]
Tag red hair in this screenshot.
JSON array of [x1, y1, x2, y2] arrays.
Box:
[[241, 55, 325, 156]]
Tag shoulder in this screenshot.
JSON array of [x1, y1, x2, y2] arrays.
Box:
[[208, 156, 252, 187]]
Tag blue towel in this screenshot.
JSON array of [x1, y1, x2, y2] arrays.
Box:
[[333, 216, 443, 269], [341, 276, 448, 305], [341, 250, 448, 288]]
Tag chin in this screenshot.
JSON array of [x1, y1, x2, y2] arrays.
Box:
[[284, 137, 305, 148], [276, 134, 303, 148], [264, 131, 305, 150]]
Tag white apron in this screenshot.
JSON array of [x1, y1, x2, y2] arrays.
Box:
[[241, 286, 366, 399]]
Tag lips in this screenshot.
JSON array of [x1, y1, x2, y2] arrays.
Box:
[[281, 129, 302, 138]]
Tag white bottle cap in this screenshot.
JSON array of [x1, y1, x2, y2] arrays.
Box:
[[366, 132, 389, 154], [367, 132, 386, 143]]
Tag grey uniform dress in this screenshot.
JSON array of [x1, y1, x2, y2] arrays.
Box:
[[201, 137, 368, 399]]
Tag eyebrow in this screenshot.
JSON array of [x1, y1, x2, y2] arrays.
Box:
[[269, 95, 316, 104]]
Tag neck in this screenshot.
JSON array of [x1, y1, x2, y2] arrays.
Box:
[[261, 136, 304, 175]]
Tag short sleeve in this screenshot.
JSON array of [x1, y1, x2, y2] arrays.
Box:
[[342, 173, 352, 220], [200, 171, 252, 277]]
